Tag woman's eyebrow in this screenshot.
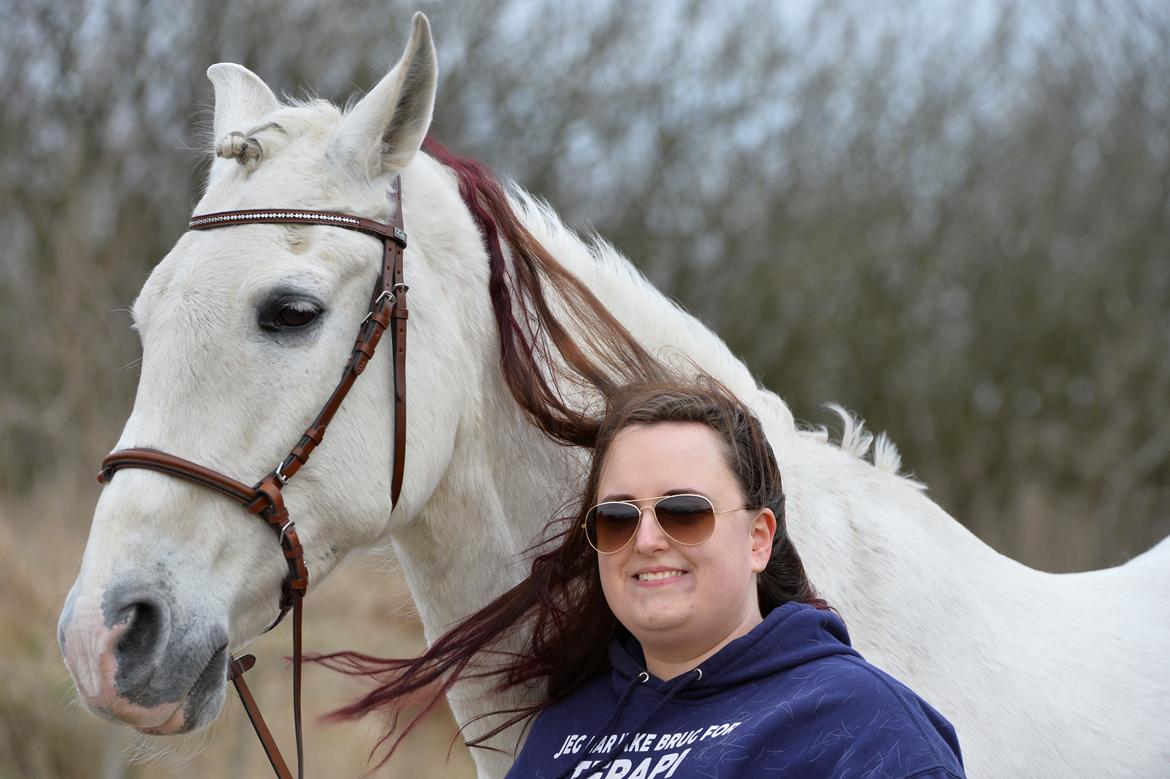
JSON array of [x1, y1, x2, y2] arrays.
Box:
[[597, 488, 707, 502]]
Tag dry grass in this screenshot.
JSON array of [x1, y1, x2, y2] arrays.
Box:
[[0, 478, 476, 779]]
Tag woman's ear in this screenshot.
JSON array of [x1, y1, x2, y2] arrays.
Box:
[[750, 508, 777, 573]]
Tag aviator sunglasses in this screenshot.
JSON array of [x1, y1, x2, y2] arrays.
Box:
[[583, 493, 750, 554]]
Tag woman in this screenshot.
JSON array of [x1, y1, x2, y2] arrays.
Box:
[[319, 378, 965, 778]]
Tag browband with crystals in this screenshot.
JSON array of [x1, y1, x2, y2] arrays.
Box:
[[190, 208, 408, 246], [191, 211, 362, 228]]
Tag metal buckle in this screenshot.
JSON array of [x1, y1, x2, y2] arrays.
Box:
[[361, 290, 396, 325], [392, 283, 409, 294], [274, 461, 289, 486], [279, 518, 295, 543]]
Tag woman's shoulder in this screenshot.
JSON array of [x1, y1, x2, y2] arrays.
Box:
[[758, 649, 965, 776], [675, 603, 966, 776]]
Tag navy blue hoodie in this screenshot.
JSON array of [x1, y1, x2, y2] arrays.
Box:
[[507, 602, 964, 778]]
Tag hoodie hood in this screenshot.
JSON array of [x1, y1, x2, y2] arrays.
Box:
[[507, 600, 964, 779], [609, 600, 859, 698]]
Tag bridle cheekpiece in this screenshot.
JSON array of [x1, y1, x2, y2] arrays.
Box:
[[97, 178, 410, 779]]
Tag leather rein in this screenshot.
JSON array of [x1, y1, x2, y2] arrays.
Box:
[[97, 177, 410, 779]]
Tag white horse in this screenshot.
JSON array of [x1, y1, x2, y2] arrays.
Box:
[[59, 13, 1170, 778]]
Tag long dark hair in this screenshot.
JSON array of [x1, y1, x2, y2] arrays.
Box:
[[311, 377, 827, 767]]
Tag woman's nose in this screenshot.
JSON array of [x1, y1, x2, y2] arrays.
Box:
[[632, 505, 670, 553]]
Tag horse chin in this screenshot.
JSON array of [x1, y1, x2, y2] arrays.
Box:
[[163, 646, 229, 734], [117, 643, 229, 735], [134, 701, 190, 735], [133, 677, 226, 735]]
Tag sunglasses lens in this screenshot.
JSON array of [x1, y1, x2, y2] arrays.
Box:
[[655, 495, 717, 545], [587, 502, 642, 553]]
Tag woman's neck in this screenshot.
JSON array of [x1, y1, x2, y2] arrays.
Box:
[[639, 608, 763, 681]]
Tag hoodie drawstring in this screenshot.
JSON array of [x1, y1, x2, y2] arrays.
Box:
[[554, 668, 702, 779], [552, 671, 647, 779]]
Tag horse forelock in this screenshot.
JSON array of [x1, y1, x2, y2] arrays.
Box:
[[202, 99, 397, 218], [207, 99, 340, 159]]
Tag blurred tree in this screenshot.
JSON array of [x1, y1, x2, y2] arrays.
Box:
[[2, 0, 1167, 574]]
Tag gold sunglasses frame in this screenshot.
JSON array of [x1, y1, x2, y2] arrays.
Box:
[[582, 493, 750, 554]]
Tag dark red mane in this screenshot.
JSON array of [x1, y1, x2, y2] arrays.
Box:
[[421, 136, 664, 447]]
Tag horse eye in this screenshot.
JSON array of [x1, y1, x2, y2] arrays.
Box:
[[258, 295, 324, 333], [274, 305, 318, 329]]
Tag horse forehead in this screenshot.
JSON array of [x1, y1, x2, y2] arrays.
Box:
[[134, 99, 379, 326], [187, 158, 384, 273], [200, 157, 340, 212], [134, 230, 342, 331]]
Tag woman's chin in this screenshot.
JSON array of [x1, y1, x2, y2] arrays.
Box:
[[622, 603, 694, 638]]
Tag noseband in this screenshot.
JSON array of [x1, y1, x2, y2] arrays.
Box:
[[97, 178, 410, 779]]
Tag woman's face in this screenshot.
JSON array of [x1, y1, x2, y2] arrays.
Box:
[[595, 421, 776, 670]]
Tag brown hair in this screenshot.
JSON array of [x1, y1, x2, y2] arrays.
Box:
[[311, 377, 827, 767], [589, 378, 826, 617]]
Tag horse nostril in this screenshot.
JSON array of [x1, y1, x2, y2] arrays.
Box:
[[115, 599, 167, 667], [102, 586, 174, 696]]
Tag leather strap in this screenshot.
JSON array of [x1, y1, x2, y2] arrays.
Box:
[[97, 179, 408, 779], [98, 450, 308, 626], [228, 655, 293, 779]]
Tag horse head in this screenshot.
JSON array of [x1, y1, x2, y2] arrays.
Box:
[[56, 13, 471, 735]]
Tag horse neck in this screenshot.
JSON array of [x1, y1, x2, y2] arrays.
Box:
[[392, 391, 577, 637], [384, 163, 582, 639], [395, 174, 1011, 629], [509, 193, 1017, 612], [384, 164, 1032, 777]]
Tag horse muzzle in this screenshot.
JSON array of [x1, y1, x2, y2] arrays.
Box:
[[58, 577, 228, 733]]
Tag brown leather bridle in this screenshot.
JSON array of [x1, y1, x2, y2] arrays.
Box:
[[97, 177, 410, 779]]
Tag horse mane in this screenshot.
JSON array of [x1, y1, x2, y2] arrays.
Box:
[[421, 137, 916, 483], [813, 404, 921, 484], [421, 136, 671, 447]]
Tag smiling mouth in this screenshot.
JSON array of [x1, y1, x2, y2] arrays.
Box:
[[635, 570, 687, 582]]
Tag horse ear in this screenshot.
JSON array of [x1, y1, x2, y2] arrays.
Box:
[[333, 12, 437, 176], [207, 63, 280, 139]]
